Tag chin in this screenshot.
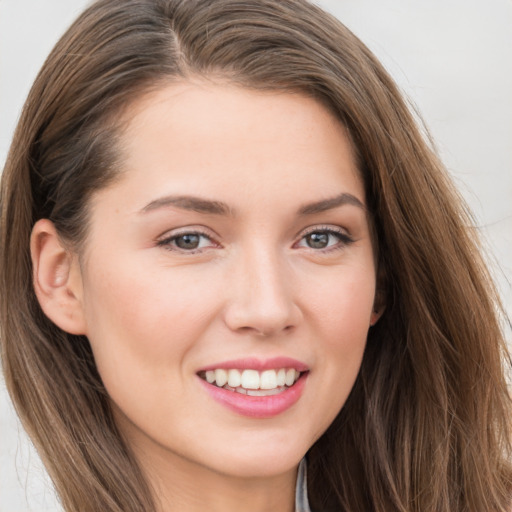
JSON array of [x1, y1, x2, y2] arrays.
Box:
[[205, 433, 311, 479]]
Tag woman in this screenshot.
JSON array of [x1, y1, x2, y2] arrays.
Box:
[[1, 0, 510, 511]]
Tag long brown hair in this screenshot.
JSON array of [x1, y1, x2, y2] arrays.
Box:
[[1, 1, 510, 510]]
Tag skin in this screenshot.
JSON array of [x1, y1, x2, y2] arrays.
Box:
[[32, 82, 382, 512]]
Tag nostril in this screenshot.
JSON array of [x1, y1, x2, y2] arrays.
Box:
[[223, 287, 303, 336]]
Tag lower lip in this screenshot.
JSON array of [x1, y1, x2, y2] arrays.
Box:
[[198, 373, 308, 418]]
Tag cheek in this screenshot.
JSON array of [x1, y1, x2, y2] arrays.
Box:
[[302, 266, 375, 433], [307, 260, 376, 339], [80, 256, 219, 383], [327, 271, 375, 367]]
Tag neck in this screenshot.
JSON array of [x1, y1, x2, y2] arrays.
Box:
[[120, 428, 297, 512], [114, 407, 299, 511], [145, 451, 298, 512]]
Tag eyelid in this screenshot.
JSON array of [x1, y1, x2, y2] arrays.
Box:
[[155, 224, 353, 254], [296, 224, 351, 240], [156, 226, 220, 252], [294, 224, 354, 251]]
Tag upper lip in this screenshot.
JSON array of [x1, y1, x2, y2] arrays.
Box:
[[197, 357, 309, 373]]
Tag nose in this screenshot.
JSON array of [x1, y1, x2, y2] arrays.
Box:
[[223, 246, 302, 337]]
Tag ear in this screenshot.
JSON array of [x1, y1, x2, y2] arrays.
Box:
[[370, 265, 387, 326], [370, 302, 385, 326], [30, 219, 87, 335]]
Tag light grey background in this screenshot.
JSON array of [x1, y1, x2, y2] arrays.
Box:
[[1, 1, 511, 510]]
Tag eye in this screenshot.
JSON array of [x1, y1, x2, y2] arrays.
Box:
[[296, 227, 353, 251], [157, 230, 217, 252]]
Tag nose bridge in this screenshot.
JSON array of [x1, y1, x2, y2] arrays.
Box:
[[224, 241, 299, 335]]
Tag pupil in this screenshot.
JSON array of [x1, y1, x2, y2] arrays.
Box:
[[307, 232, 328, 248], [176, 234, 200, 249]]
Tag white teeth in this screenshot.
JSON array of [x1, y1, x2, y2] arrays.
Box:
[[247, 387, 284, 396], [204, 367, 303, 391], [285, 368, 296, 386], [260, 369, 278, 389], [227, 369, 241, 388], [215, 369, 228, 387], [241, 369, 260, 389], [226, 386, 283, 396], [276, 368, 286, 387]]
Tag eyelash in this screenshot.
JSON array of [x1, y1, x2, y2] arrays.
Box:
[[156, 226, 354, 254], [156, 229, 217, 254], [295, 226, 354, 253]]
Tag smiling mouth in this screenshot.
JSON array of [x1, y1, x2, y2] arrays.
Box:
[[198, 368, 303, 396]]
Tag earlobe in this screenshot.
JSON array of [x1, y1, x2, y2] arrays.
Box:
[[31, 219, 87, 335], [370, 289, 386, 326], [370, 305, 384, 326], [370, 265, 387, 326]]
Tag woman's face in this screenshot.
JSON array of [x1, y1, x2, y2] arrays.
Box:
[[77, 82, 378, 479]]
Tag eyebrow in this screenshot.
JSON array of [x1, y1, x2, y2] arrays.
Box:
[[298, 193, 365, 215], [139, 191, 365, 217], [140, 195, 233, 216]]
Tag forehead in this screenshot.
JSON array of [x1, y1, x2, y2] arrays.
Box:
[[100, 81, 365, 214]]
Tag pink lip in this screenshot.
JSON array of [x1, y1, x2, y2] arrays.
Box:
[[198, 357, 309, 372], [198, 372, 308, 418]]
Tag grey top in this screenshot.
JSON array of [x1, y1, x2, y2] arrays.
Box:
[[295, 458, 312, 512]]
